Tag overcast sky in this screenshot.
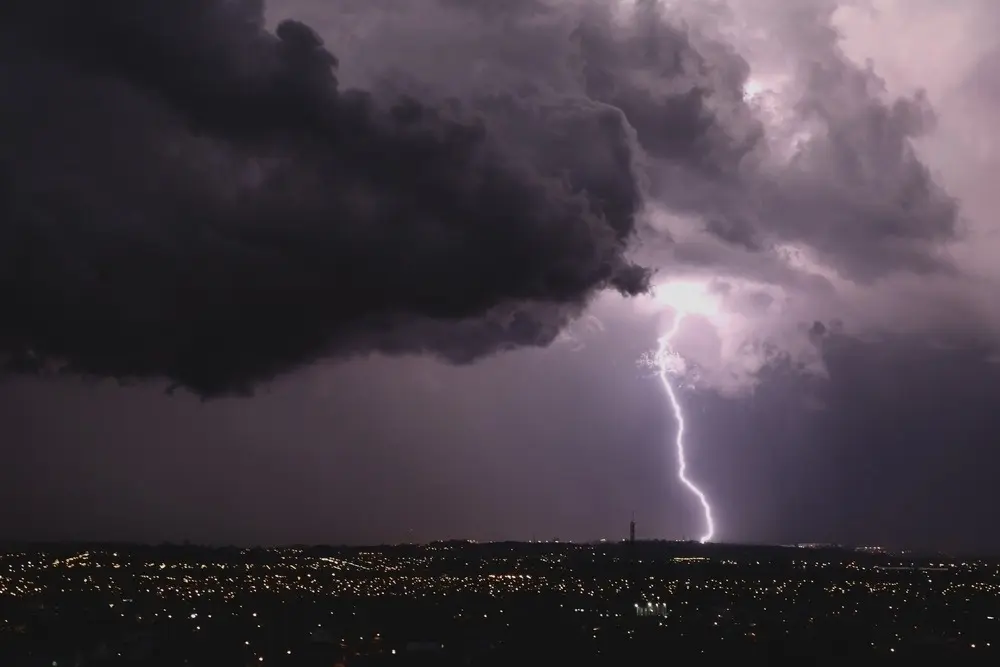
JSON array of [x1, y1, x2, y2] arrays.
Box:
[[1, 0, 998, 552]]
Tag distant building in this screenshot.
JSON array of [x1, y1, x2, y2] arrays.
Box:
[[636, 601, 670, 618]]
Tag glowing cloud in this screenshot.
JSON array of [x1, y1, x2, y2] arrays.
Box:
[[648, 280, 724, 320]]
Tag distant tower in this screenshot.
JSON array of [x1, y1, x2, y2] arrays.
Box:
[[627, 512, 639, 613]]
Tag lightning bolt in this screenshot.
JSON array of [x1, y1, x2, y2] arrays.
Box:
[[656, 312, 715, 544]]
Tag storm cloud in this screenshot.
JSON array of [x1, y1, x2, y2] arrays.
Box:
[[0, 0, 654, 394], [3, 0, 1000, 551], [0, 0, 964, 396]]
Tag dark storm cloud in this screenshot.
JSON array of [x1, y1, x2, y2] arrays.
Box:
[[3, 0, 998, 553], [0, 0, 652, 395], [765, 1, 960, 281], [0, 0, 964, 396], [652, 57, 958, 283], [572, 2, 763, 174], [382, 0, 962, 286], [759, 73, 958, 281]]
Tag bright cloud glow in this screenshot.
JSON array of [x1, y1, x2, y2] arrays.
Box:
[[650, 280, 724, 320]]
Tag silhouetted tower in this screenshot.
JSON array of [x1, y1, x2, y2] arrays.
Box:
[[627, 512, 639, 614]]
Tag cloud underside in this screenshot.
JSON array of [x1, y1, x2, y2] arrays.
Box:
[[0, 0, 958, 394]]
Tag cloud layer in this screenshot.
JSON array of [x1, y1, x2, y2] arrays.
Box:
[[277, 0, 970, 394], [0, 0, 656, 394], [0, 0, 970, 395]]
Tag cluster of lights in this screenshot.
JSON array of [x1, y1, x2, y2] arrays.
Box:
[[1, 546, 999, 657]]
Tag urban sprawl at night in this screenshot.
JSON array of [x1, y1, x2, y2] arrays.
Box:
[[2, 538, 998, 665]]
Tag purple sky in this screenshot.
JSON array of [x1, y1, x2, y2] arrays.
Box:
[[2, 0, 999, 552]]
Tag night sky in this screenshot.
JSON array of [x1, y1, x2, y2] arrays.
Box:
[[2, 0, 999, 553]]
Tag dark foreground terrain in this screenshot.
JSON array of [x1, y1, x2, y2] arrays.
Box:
[[2, 540, 999, 665]]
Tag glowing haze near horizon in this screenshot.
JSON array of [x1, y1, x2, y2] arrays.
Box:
[[2, 0, 1000, 548]]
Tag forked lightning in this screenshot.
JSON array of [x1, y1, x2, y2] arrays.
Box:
[[656, 313, 715, 544]]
